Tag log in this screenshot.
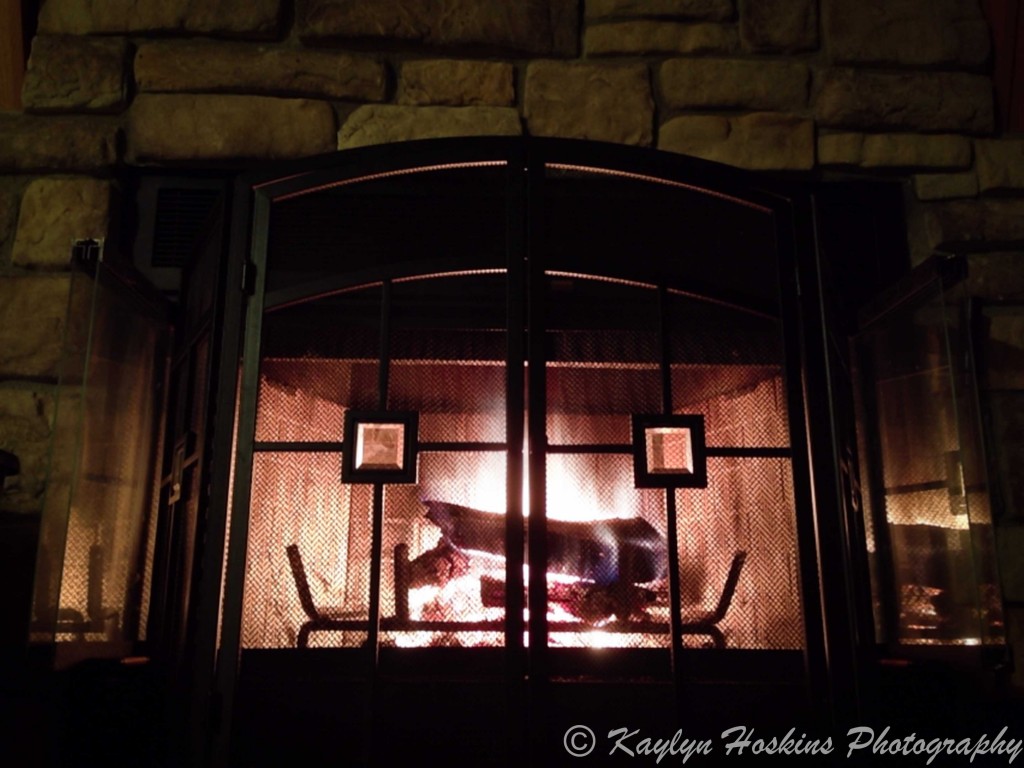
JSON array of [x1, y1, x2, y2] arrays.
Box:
[[479, 574, 658, 623], [423, 500, 667, 585]]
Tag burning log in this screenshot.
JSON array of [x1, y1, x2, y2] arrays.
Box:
[[479, 574, 658, 623], [407, 540, 470, 588], [423, 500, 668, 585]]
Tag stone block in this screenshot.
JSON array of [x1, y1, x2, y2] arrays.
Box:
[[967, 252, 1024, 300], [0, 186, 16, 254], [860, 134, 972, 169], [127, 94, 336, 162], [815, 69, 994, 134], [997, 524, 1024, 600], [0, 275, 72, 379], [924, 199, 1024, 250], [397, 60, 515, 106], [986, 314, 1024, 388], [739, 0, 818, 52], [817, 132, 863, 165], [338, 105, 521, 149], [660, 58, 808, 110], [913, 171, 979, 201], [975, 139, 1024, 193], [525, 62, 654, 146], [12, 179, 111, 270], [820, 132, 972, 171], [299, 0, 578, 56], [134, 41, 386, 102], [0, 388, 55, 514], [585, 21, 736, 55], [0, 114, 119, 172], [22, 35, 129, 113], [585, 0, 734, 21], [658, 112, 814, 170], [825, 0, 990, 68], [38, 0, 281, 37]]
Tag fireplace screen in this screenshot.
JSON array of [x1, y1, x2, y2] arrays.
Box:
[[230, 146, 806, 664]]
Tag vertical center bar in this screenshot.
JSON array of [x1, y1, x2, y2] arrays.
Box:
[[363, 279, 392, 764], [658, 286, 686, 717], [525, 146, 549, 758]]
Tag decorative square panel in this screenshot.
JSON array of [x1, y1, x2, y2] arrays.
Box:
[[631, 414, 707, 488], [342, 411, 419, 483]]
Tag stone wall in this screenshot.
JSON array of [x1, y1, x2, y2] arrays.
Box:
[[1, 0, 1023, 669]]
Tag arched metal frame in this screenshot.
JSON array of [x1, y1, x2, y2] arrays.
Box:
[[195, 138, 859, 764]]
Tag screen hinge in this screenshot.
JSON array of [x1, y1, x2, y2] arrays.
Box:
[[241, 261, 256, 296]]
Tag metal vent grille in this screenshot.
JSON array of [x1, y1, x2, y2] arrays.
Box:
[[151, 187, 222, 268]]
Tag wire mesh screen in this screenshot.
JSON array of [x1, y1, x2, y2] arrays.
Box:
[[243, 286, 386, 648], [676, 457, 802, 649], [380, 273, 508, 647], [543, 275, 668, 649], [545, 453, 668, 649], [669, 293, 788, 448], [381, 453, 507, 648], [243, 452, 370, 648]]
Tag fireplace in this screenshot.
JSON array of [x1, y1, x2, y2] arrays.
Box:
[[201, 138, 826, 763]]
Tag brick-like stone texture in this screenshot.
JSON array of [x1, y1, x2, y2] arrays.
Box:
[[38, 0, 281, 37], [998, 524, 1024, 599], [585, 21, 736, 55], [127, 94, 336, 162], [924, 199, 1024, 250], [585, 0, 734, 21], [0, 115, 119, 172], [819, 133, 972, 169], [12, 179, 111, 270], [397, 60, 515, 106], [861, 134, 972, 168], [22, 35, 129, 113], [975, 139, 1024, 193], [338, 105, 521, 149], [135, 41, 386, 102], [0, 275, 71, 379], [913, 171, 979, 201], [660, 58, 807, 110], [825, 0, 990, 68], [658, 112, 814, 170], [525, 62, 654, 145], [0, 186, 16, 255], [299, 0, 578, 56], [739, 0, 818, 52], [817, 132, 863, 165], [815, 69, 994, 133], [0, 388, 55, 514], [968, 252, 1024, 300]]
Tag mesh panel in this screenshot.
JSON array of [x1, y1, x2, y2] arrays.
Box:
[[255, 363, 350, 442], [388, 273, 507, 444], [676, 457, 803, 650], [389, 364, 505, 443], [242, 453, 370, 648], [543, 276, 667, 648], [547, 366, 660, 445], [669, 293, 787, 447], [381, 453, 507, 648], [545, 453, 668, 649]]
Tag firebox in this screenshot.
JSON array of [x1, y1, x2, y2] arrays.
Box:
[[116, 138, 998, 767]]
